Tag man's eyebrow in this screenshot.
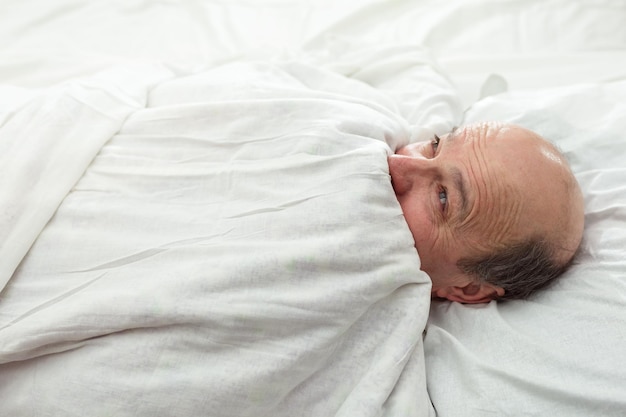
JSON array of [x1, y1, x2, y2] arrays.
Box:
[[441, 128, 470, 222], [451, 167, 470, 222]]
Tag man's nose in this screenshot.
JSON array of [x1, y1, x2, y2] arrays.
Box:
[[388, 154, 435, 195]]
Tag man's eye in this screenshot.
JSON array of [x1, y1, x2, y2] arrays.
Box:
[[438, 188, 448, 210], [431, 134, 441, 154]]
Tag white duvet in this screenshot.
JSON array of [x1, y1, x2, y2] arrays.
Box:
[[0, 48, 460, 416]]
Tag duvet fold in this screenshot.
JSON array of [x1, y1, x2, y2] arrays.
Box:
[[0, 51, 459, 417]]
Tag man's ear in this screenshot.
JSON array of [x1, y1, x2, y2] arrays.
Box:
[[433, 283, 505, 304]]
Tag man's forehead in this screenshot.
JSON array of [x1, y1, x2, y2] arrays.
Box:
[[447, 123, 527, 243]]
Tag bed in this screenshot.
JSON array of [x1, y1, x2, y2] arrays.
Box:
[[1, 1, 625, 416]]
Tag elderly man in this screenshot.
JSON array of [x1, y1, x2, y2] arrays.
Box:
[[388, 121, 585, 303]]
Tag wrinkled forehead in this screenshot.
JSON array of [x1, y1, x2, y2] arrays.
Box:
[[453, 123, 538, 246], [456, 122, 540, 150], [455, 122, 575, 251], [456, 172, 526, 251], [458, 121, 507, 142]]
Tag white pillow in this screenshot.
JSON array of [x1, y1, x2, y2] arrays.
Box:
[[424, 81, 626, 417]]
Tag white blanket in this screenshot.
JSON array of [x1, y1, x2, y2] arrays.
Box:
[[0, 48, 460, 416]]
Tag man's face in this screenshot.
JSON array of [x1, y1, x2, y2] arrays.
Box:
[[388, 122, 583, 302]]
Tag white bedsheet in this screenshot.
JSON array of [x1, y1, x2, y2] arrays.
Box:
[[0, 48, 460, 416], [1, 0, 626, 416]]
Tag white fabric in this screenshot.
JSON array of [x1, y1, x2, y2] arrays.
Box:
[[301, 0, 626, 107], [0, 64, 173, 292], [0, 50, 460, 416], [425, 82, 626, 417], [1, 0, 626, 416], [4, 0, 625, 106]]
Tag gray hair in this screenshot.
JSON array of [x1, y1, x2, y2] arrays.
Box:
[[456, 237, 575, 300]]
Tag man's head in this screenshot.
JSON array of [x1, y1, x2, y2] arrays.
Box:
[[388, 122, 585, 303]]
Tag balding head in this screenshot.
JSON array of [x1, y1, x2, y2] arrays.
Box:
[[388, 122, 585, 302], [459, 123, 583, 258], [454, 123, 585, 299]]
